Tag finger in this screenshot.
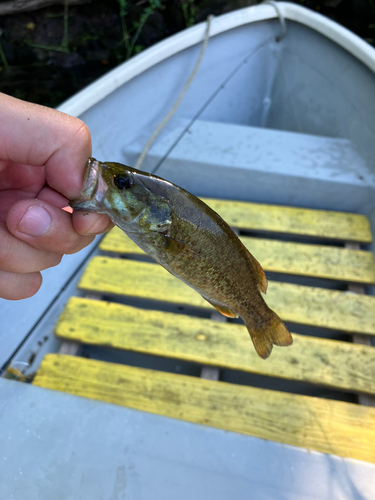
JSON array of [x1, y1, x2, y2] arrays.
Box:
[[0, 93, 91, 199], [0, 161, 45, 191], [0, 222, 62, 273], [72, 210, 114, 236], [0, 163, 46, 221], [0, 188, 36, 223], [0, 269, 42, 300], [6, 199, 95, 255], [36, 185, 70, 208]]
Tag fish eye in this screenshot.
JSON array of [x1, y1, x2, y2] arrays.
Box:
[[114, 175, 132, 190]]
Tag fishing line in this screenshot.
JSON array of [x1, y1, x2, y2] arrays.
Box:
[[150, 33, 277, 175], [134, 15, 214, 171]]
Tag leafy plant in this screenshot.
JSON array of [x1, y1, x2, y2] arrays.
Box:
[[0, 29, 9, 70], [26, 1, 70, 54], [117, 0, 130, 56], [117, 0, 161, 60], [181, 0, 197, 28]]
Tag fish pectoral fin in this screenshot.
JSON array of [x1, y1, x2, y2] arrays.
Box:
[[157, 234, 201, 258], [202, 296, 239, 318]]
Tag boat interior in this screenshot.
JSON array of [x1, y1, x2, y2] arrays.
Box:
[[1, 7, 375, 490]]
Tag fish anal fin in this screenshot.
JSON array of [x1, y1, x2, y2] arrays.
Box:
[[244, 311, 293, 359], [203, 297, 239, 318]]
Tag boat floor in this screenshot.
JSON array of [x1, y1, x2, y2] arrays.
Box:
[[2, 140, 375, 499], [1, 376, 375, 500], [3, 117, 375, 494]]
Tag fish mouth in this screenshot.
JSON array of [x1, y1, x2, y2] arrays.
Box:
[[81, 157, 99, 199], [70, 158, 108, 211]]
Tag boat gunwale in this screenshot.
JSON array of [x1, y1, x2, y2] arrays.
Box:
[[57, 2, 375, 118]]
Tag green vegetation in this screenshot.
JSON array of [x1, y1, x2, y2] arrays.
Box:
[[0, 29, 9, 70], [0, 0, 373, 106], [117, 0, 162, 60], [25, 1, 70, 53], [181, 0, 197, 28]]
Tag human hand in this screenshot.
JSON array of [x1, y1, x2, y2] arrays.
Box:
[[0, 93, 113, 300]]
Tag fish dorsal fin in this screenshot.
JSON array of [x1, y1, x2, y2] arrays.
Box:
[[240, 241, 268, 294], [202, 296, 239, 318], [245, 250, 267, 294], [253, 256, 268, 294]]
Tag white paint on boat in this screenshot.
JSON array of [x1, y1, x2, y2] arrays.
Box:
[[58, 2, 375, 118]]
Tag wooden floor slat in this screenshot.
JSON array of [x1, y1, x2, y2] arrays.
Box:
[[55, 297, 375, 395], [33, 354, 375, 464], [202, 199, 373, 243], [78, 257, 375, 336], [100, 228, 375, 284]]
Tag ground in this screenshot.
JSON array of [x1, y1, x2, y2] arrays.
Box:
[[0, 0, 374, 108]]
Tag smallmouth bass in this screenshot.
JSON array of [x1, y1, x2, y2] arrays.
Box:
[[71, 158, 293, 359]]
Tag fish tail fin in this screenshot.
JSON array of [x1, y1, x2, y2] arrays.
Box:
[[244, 310, 293, 360]]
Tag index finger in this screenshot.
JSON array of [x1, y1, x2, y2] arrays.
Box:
[[0, 92, 91, 199]]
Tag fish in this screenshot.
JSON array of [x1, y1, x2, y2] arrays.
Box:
[[71, 158, 293, 359]]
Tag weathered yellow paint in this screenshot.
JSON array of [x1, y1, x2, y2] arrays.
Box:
[[247, 239, 375, 283], [202, 198, 373, 243], [78, 257, 375, 335], [33, 354, 375, 463], [56, 297, 375, 395], [100, 228, 375, 284]]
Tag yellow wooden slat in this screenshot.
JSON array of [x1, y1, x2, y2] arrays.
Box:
[[249, 239, 375, 283], [100, 228, 375, 284], [56, 297, 375, 395], [33, 354, 375, 463], [202, 198, 373, 243], [78, 257, 375, 336]]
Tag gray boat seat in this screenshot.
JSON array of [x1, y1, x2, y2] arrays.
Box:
[[123, 119, 375, 213]]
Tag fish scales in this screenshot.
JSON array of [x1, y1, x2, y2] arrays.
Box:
[[71, 158, 293, 359]]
